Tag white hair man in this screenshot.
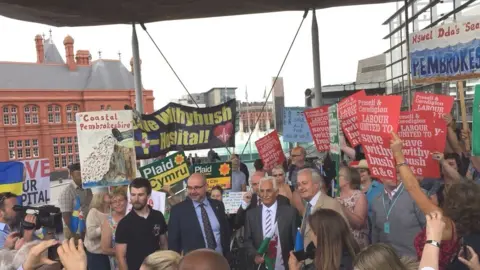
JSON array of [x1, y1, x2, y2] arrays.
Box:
[[244, 176, 299, 269], [297, 168, 349, 250]]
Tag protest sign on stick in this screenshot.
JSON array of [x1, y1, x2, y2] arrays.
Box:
[[398, 111, 440, 178], [255, 131, 285, 171], [304, 106, 330, 152], [357, 96, 402, 181], [338, 90, 366, 147], [412, 92, 454, 152]]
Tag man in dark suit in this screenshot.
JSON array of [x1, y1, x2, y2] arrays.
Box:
[[244, 176, 299, 270], [168, 173, 231, 256], [234, 174, 289, 229]]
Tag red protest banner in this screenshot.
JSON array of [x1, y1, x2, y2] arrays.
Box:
[[357, 95, 402, 181], [255, 130, 285, 171], [412, 92, 454, 152], [304, 105, 330, 152], [398, 111, 440, 178], [338, 90, 366, 147]]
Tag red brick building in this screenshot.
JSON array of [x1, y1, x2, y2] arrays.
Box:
[[0, 34, 154, 171]]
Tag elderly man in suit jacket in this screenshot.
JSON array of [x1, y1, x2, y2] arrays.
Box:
[[234, 173, 290, 230], [297, 168, 349, 268], [244, 176, 299, 270], [168, 173, 231, 257]]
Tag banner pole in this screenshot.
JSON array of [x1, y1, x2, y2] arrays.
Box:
[[311, 9, 323, 107]]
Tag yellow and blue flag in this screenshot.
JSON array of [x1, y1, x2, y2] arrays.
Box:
[[0, 161, 24, 204], [70, 196, 85, 234]]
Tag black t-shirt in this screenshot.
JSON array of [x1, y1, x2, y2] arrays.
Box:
[[115, 208, 167, 270]]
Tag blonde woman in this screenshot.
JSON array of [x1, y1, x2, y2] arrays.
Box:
[[140, 250, 181, 270], [85, 192, 111, 269], [101, 188, 128, 270], [353, 243, 419, 270], [272, 165, 293, 202]]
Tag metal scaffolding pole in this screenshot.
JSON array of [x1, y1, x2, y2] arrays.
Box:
[[131, 23, 146, 166], [311, 9, 323, 107], [404, 0, 413, 110], [132, 23, 144, 114]]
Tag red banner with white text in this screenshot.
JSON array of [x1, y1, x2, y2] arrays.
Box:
[[338, 90, 366, 147], [411, 92, 454, 152], [398, 111, 440, 178], [357, 95, 402, 181], [304, 105, 330, 152]]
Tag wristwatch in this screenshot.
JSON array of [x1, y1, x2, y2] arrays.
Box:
[[426, 240, 440, 248]]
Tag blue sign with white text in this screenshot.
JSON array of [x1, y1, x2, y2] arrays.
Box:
[[283, 107, 312, 143]]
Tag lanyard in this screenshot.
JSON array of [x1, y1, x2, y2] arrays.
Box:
[[382, 184, 404, 220]]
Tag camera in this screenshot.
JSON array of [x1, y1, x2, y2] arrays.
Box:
[[13, 204, 63, 234]]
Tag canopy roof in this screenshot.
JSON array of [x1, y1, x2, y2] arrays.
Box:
[[0, 0, 394, 27]]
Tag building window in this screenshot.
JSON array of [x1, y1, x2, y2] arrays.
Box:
[[24, 105, 39, 125], [32, 139, 38, 146], [68, 145, 73, 154], [106, 105, 112, 110], [9, 150, 15, 160], [61, 146, 66, 155], [16, 140, 22, 148], [67, 137, 72, 144], [24, 140, 30, 147], [68, 155, 73, 165], [75, 144, 79, 153], [61, 156, 67, 168], [75, 154, 80, 162], [66, 104, 79, 123], [100, 105, 105, 110], [48, 105, 61, 123], [54, 157, 60, 168], [2, 105, 18, 125], [8, 141, 14, 148], [74, 136, 77, 143], [53, 137, 58, 145], [60, 137, 65, 144], [53, 146, 59, 155], [17, 149, 23, 159], [33, 147, 39, 157], [25, 149, 31, 158]]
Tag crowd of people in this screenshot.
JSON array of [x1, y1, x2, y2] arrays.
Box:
[[0, 114, 479, 270]]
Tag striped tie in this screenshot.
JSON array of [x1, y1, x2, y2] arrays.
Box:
[[265, 209, 272, 237]]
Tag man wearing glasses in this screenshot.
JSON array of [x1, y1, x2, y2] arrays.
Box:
[[168, 173, 231, 258]]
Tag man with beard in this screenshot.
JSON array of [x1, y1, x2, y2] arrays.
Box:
[[0, 192, 37, 249], [168, 173, 231, 257], [115, 178, 168, 270]]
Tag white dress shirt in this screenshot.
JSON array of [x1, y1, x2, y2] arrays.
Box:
[[262, 201, 285, 270]]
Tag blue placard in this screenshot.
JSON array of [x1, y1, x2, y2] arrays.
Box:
[[283, 107, 312, 143]]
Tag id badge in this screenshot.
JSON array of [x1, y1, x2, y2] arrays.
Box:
[[384, 222, 390, 234]]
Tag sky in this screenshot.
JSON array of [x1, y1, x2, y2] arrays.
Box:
[[0, 3, 397, 109]]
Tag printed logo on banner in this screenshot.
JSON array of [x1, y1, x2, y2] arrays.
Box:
[[21, 159, 51, 206], [192, 162, 233, 190], [139, 152, 190, 191], [304, 105, 330, 152], [338, 90, 366, 147], [357, 96, 402, 181], [255, 130, 286, 171], [412, 92, 454, 153], [398, 111, 440, 178]]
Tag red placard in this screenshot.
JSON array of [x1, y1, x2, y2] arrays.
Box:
[[357, 95, 402, 181], [304, 105, 330, 152], [338, 90, 366, 147], [255, 130, 285, 171], [398, 111, 440, 178], [412, 92, 454, 152]]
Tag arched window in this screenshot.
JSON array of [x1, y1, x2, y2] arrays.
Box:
[[47, 104, 62, 124], [2, 105, 18, 125], [66, 104, 80, 123], [24, 105, 39, 124]]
